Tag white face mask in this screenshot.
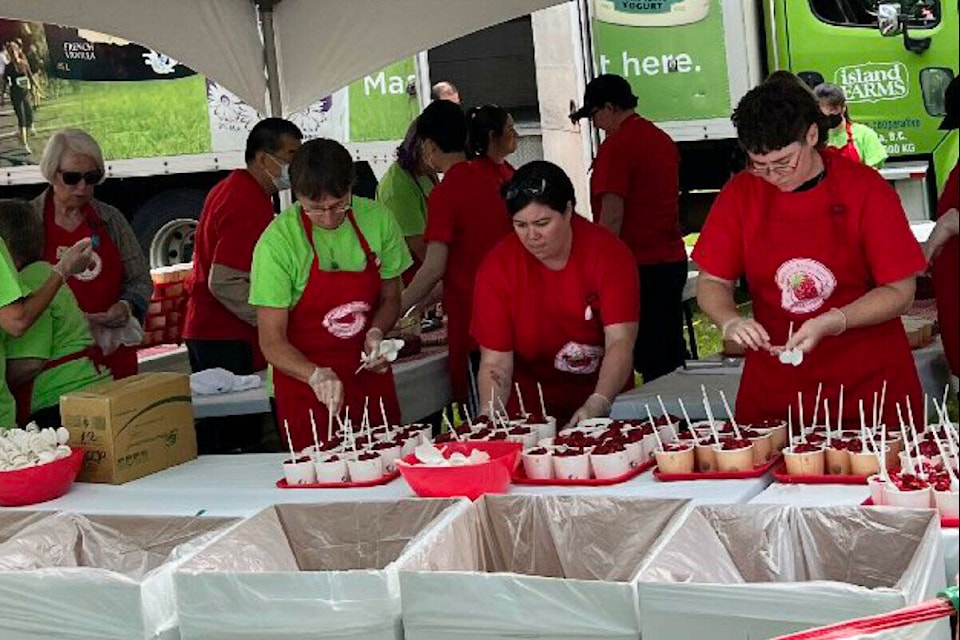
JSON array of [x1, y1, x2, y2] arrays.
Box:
[[267, 153, 292, 191]]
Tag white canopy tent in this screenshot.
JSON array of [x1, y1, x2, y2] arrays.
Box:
[[0, 0, 565, 115]]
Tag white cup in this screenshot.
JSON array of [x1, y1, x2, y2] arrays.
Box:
[[590, 449, 631, 479], [346, 454, 384, 483], [934, 488, 959, 520], [314, 456, 349, 483], [552, 452, 591, 480], [522, 448, 554, 480], [884, 485, 933, 509], [283, 458, 317, 485]]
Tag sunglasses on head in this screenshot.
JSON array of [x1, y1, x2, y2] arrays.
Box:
[[503, 177, 547, 203], [58, 169, 103, 186]]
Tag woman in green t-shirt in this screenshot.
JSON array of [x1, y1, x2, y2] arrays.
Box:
[[1, 200, 111, 428], [814, 83, 888, 169], [376, 119, 437, 282]]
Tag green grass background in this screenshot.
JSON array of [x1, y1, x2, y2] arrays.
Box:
[[42, 76, 210, 159]]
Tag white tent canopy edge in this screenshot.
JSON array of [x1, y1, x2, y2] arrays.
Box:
[[0, 0, 565, 116]]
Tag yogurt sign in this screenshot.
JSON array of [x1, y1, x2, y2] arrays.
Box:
[[834, 62, 909, 104]]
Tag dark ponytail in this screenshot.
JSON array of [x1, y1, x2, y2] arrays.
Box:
[[465, 104, 510, 159]]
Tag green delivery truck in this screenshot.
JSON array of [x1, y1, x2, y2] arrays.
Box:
[[585, 0, 959, 223], [0, 19, 423, 267]]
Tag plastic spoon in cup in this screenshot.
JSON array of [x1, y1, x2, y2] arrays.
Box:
[[700, 385, 722, 445], [379, 396, 389, 429], [838, 384, 845, 433], [788, 405, 795, 450], [798, 391, 807, 443], [718, 390, 741, 439], [878, 380, 888, 428], [824, 399, 832, 448], [308, 409, 321, 459], [657, 395, 678, 441], [878, 420, 889, 482], [811, 383, 823, 428], [645, 404, 665, 451], [537, 382, 548, 418], [283, 419, 297, 463], [327, 409, 334, 444], [931, 428, 959, 491], [905, 397, 926, 480], [896, 402, 916, 475], [677, 397, 693, 430], [515, 383, 527, 416]]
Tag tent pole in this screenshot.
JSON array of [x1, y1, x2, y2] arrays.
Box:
[[257, 0, 283, 117]]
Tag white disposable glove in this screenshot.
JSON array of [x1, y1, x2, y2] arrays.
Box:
[[309, 367, 343, 415], [53, 238, 94, 279], [565, 393, 612, 429], [721, 317, 771, 351]]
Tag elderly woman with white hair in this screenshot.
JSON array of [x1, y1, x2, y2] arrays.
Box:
[[30, 128, 153, 378]]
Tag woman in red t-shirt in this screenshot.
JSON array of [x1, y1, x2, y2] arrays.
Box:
[[471, 161, 639, 428], [694, 75, 926, 427], [400, 102, 515, 413], [926, 76, 959, 379]]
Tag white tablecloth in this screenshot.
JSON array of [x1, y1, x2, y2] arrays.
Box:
[[750, 482, 959, 583], [191, 347, 451, 423], [612, 339, 950, 422], [19, 453, 772, 517]]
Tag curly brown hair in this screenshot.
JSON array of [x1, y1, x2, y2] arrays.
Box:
[[732, 74, 828, 155]]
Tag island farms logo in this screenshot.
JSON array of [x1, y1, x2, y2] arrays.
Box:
[[834, 62, 909, 104]]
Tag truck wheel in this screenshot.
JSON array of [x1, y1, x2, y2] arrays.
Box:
[[131, 189, 206, 268]]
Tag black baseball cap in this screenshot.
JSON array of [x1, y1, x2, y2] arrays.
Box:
[[570, 74, 638, 123], [940, 75, 959, 131]]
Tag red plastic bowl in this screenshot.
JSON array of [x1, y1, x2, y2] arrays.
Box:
[[397, 441, 521, 500], [0, 448, 85, 507]]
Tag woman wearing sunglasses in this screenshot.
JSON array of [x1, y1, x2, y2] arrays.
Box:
[[31, 129, 153, 379], [694, 74, 925, 427], [471, 161, 639, 428], [250, 139, 412, 450]]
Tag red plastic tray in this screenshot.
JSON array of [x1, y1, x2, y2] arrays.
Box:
[[861, 498, 958, 528], [512, 457, 656, 486], [773, 462, 874, 485], [653, 454, 782, 482], [276, 469, 400, 489]]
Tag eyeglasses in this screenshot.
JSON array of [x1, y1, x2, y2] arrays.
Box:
[[747, 145, 803, 176], [58, 169, 103, 186], [504, 178, 547, 203], [301, 197, 351, 216]]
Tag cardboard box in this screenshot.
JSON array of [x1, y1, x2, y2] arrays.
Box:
[[0, 512, 237, 640], [399, 495, 691, 640], [60, 373, 197, 484], [636, 505, 947, 640], [174, 499, 470, 640]]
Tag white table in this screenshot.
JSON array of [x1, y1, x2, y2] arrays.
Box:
[[191, 347, 451, 424], [750, 482, 959, 583], [20, 453, 773, 517], [612, 340, 950, 422]]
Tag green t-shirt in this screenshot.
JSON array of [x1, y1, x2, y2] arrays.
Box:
[[5, 262, 111, 414], [249, 196, 413, 309], [376, 162, 433, 237], [827, 122, 888, 169], [0, 241, 24, 428]]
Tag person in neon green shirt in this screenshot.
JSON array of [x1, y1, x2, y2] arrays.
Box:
[[250, 189, 412, 309], [376, 119, 437, 269], [0, 200, 95, 428], [815, 83, 888, 169], [1, 200, 112, 428]]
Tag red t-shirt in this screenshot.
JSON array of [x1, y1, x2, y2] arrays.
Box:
[[183, 169, 273, 348], [471, 215, 639, 425], [472, 156, 515, 185], [590, 114, 686, 265], [933, 163, 959, 375], [692, 158, 926, 287], [424, 159, 513, 352]]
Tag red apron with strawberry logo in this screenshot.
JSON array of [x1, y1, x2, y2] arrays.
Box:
[[272, 209, 401, 451], [737, 154, 921, 428], [500, 247, 627, 427], [43, 194, 138, 378], [838, 120, 862, 164], [932, 163, 959, 376]]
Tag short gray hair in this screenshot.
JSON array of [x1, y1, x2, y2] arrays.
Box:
[[39, 128, 106, 185]]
